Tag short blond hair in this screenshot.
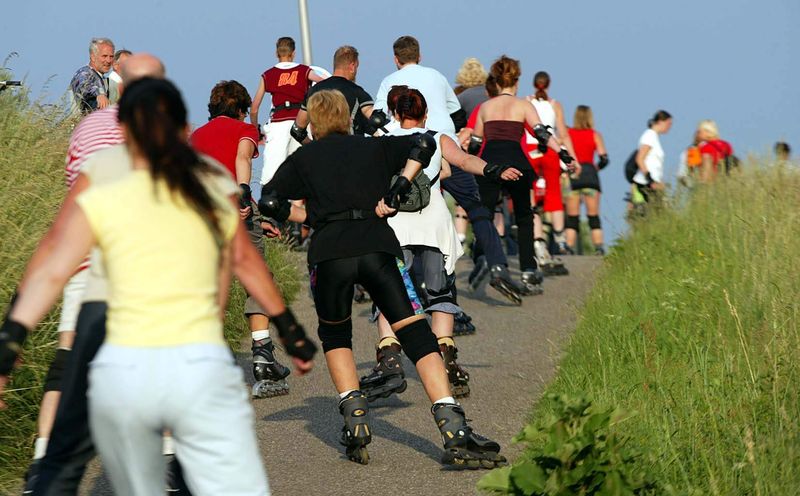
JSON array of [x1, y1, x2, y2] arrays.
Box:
[[307, 90, 350, 139], [697, 119, 719, 139], [455, 58, 487, 88]]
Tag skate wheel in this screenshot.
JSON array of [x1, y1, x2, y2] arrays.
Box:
[[251, 380, 290, 399], [347, 446, 370, 465], [396, 380, 408, 394]]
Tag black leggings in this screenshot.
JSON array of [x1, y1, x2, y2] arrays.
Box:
[[309, 252, 438, 362], [476, 175, 536, 272]]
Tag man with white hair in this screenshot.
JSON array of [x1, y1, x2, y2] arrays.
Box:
[[69, 38, 115, 114]]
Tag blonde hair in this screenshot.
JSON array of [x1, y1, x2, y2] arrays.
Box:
[[697, 119, 719, 139], [573, 105, 594, 130], [307, 90, 350, 139], [455, 58, 488, 88]]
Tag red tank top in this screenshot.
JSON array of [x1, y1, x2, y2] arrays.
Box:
[[568, 128, 596, 164], [261, 63, 312, 122]]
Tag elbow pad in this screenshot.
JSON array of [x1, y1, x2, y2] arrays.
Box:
[[409, 132, 437, 168], [467, 136, 483, 156], [290, 123, 308, 144], [450, 108, 467, 132], [598, 154, 609, 170], [257, 188, 291, 223], [533, 124, 553, 153], [368, 109, 389, 133]]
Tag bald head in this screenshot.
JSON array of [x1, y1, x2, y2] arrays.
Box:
[[119, 53, 166, 84]]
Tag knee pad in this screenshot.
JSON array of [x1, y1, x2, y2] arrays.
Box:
[[588, 215, 602, 230], [394, 318, 439, 364], [43, 348, 71, 393], [565, 215, 580, 231], [317, 319, 353, 353]]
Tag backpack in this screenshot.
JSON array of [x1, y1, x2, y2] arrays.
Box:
[[686, 146, 702, 168], [708, 140, 740, 175], [624, 150, 638, 183], [390, 130, 439, 212]]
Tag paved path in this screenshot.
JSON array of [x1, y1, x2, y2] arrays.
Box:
[[80, 256, 601, 495]]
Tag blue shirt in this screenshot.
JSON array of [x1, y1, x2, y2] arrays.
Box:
[[70, 65, 108, 113]]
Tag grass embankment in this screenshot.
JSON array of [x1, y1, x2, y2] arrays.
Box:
[[485, 165, 800, 494], [0, 79, 299, 492]]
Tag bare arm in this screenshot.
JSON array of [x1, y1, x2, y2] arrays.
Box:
[[235, 140, 254, 185], [594, 131, 607, 155], [439, 157, 452, 180], [295, 109, 309, 129], [250, 78, 266, 127], [523, 101, 560, 153], [553, 101, 579, 161], [308, 69, 326, 83], [440, 135, 521, 180]]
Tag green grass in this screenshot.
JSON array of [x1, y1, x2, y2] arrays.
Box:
[[0, 74, 300, 492], [486, 163, 800, 494]]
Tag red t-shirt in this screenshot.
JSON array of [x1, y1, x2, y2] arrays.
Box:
[[190, 116, 259, 180], [699, 139, 733, 165], [262, 63, 312, 122], [568, 128, 597, 164]]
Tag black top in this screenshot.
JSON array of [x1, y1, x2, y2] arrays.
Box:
[[265, 134, 413, 265], [302, 76, 374, 135]]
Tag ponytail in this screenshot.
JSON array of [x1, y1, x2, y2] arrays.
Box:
[[533, 71, 550, 101]]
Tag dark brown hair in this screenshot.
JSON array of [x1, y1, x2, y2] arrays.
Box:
[[333, 45, 359, 69], [484, 74, 499, 98], [489, 55, 521, 90], [395, 88, 427, 122], [207, 80, 251, 120], [387, 84, 410, 114], [648, 110, 672, 128], [276, 37, 295, 57], [119, 78, 224, 243], [393, 36, 420, 65], [533, 71, 550, 101]]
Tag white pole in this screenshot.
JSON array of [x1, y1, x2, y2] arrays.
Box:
[[298, 0, 313, 66]]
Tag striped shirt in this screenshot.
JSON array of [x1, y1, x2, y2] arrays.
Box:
[[65, 106, 125, 272], [65, 106, 124, 188]]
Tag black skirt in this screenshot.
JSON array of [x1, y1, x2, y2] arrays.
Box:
[[570, 163, 601, 192]]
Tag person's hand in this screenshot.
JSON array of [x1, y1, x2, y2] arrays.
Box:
[[261, 220, 281, 238], [457, 128, 471, 150], [501, 167, 523, 181], [291, 357, 314, 376], [374, 198, 397, 218], [97, 95, 110, 110], [239, 206, 252, 220]]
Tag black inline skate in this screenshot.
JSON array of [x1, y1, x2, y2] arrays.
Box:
[[359, 341, 407, 402], [439, 338, 470, 398], [534, 238, 569, 276], [251, 337, 290, 398], [520, 269, 545, 295], [339, 391, 372, 464], [453, 311, 476, 336], [468, 255, 490, 292], [432, 403, 506, 469], [489, 264, 523, 305]]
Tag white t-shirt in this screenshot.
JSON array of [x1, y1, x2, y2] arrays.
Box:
[[390, 126, 443, 191], [374, 64, 461, 139], [633, 129, 665, 185]]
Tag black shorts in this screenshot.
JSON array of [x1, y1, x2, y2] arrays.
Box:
[[570, 163, 601, 193]]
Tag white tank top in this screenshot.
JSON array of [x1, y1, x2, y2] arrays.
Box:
[[526, 98, 557, 155]]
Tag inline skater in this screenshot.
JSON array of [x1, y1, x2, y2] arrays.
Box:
[[191, 80, 292, 398], [631, 110, 672, 210], [260, 89, 506, 468], [565, 105, 608, 254], [471, 56, 577, 292], [374, 36, 525, 304]]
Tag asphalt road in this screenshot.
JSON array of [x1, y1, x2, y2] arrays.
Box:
[[80, 255, 601, 496]]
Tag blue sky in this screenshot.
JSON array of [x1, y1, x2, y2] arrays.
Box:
[[2, 0, 797, 238]]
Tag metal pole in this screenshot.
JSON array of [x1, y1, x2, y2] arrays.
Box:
[[297, 0, 313, 66]]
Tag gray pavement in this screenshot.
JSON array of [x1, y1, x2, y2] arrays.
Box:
[[80, 255, 601, 496]]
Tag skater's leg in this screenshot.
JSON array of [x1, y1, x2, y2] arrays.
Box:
[[585, 192, 604, 251], [565, 191, 581, 249], [259, 120, 292, 185], [33, 302, 106, 494]]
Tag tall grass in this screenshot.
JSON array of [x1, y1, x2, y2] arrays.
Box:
[[0, 74, 300, 491], [488, 164, 800, 494]]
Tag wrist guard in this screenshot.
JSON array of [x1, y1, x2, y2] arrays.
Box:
[[239, 183, 252, 210], [645, 172, 654, 185], [558, 147, 575, 172], [258, 188, 291, 223], [409, 132, 437, 168], [368, 109, 389, 133], [385, 176, 412, 210], [467, 136, 483, 155], [533, 124, 553, 153], [290, 123, 308, 144], [272, 309, 317, 362], [597, 154, 609, 170], [483, 162, 510, 182], [0, 318, 28, 375]]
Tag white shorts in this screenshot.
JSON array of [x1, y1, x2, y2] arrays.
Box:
[[58, 269, 89, 332], [259, 119, 300, 185]]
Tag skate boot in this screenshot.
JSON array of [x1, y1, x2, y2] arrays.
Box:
[[358, 339, 407, 402], [594, 244, 606, 256], [21, 460, 39, 495], [432, 403, 507, 469], [353, 283, 371, 304], [453, 311, 476, 336], [489, 265, 523, 305], [520, 269, 545, 296], [339, 391, 372, 464], [554, 230, 573, 255], [165, 454, 191, 494], [534, 238, 569, 276], [251, 337, 291, 398], [439, 337, 470, 398], [468, 255, 490, 292]]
